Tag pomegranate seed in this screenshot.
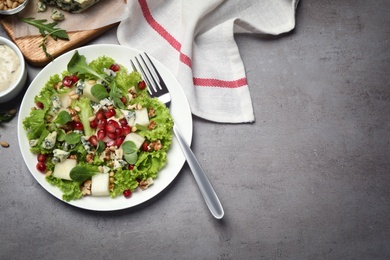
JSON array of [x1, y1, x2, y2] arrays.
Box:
[[116, 136, 125, 147], [62, 76, 73, 87], [109, 64, 120, 72], [107, 132, 117, 140], [141, 141, 149, 152], [96, 110, 106, 121], [128, 164, 134, 170], [120, 96, 126, 104], [108, 119, 120, 129], [123, 189, 132, 198], [115, 128, 123, 137], [36, 101, 44, 109], [105, 124, 116, 134], [122, 125, 131, 135], [138, 81, 146, 90], [37, 154, 47, 163], [90, 119, 98, 128], [36, 162, 46, 173], [97, 129, 106, 140], [73, 121, 84, 131], [119, 118, 127, 126], [71, 75, 79, 83], [104, 108, 116, 118], [97, 119, 107, 130], [89, 135, 98, 147]]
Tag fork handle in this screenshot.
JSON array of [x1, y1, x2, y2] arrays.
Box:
[[173, 124, 224, 219]]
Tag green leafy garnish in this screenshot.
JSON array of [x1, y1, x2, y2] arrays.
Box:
[[67, 51, 108, 84], [0, 109, 17, 123], [91, 84, 109, 100], [64, 132, 81, 145], [53, 110, 72, 125], [18, 17, 69, 59], [122, 141, 138, 164], [69, 165, 95, 182]]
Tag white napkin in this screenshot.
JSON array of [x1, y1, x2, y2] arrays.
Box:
[[117, 0, 299, 123]]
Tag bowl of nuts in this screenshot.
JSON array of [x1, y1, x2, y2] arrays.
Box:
[[0, 0, 29, 15]]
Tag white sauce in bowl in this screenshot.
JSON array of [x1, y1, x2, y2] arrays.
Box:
[[0, 44, 21, 92]]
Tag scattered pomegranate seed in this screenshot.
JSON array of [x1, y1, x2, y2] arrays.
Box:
[[138, 81, 146, 90], [128, 165, 135, 170], [62, 75, 79, 87], [73, 121, 84, 131], [89, 135, 98, 147], [97, 119, 107, 130], [116, 136, 125, 147], [36, 101, 44, 109], [96, 110, 106, 121], [36, 162, 46, 173], [90, 119, 98, 129], [119, 118, 127, 126], [123, 189, 132, 198], [105, 124, 116, 134], [141, 141, 149, 152], [120, 96, 127, 104], [104, 108, 116, 118], [122, 125, 131, 135], [107, 132, 117, 140], [97, 129, 106, 140], [37, 154, 47, 163], [110, 64, 121, 72]]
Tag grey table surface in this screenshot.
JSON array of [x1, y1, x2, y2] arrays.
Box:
[[1, 1, 389, 259]]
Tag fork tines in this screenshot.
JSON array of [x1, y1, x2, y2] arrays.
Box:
[[130, 53, 168, 98]]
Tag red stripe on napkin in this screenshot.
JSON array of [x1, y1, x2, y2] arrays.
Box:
[[139, 0, 247, 89], [193, 77, 247, 89]]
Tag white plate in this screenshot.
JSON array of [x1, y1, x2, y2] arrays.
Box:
[[17, 44, 193, 211]]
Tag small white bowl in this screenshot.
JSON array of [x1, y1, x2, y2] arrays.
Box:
[[0, 0, 29, 15], [0, 37, 27, 103]]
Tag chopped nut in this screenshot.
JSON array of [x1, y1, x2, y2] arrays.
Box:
[[45, 171, 52, 177], [74, 106, 81, 112], [86, 154, 94, 163], [109, 183, 115, 192], [54, 82, 62, 90], [139, 177, 154, 190], [137, 104, 143, 110], [88, 115, 96, 122], [109, 177, 115, 184], [69, 154, 77, 160], [131, 126, 137, 132], [109, 171, 115, 177], [0, 141, 9, 148], [67, 108, 77, 116], [149, 140, 162, 151], [98, 166, 104, 173], [148, 107, 156, 117], [148, 120, 157, 130], [81, 180, 92, 196]]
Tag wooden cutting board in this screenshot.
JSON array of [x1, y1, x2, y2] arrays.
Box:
[[0, 16, 117, 67]]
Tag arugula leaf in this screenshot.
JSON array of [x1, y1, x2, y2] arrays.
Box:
[[67, 51, 109, 84], [18, 17, 69, 58], [18, 17, 69, 40]]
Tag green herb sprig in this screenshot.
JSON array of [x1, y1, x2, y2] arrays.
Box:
[[18, 17, 69, 59]]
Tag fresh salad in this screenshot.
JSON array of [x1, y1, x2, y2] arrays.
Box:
[[23, 51, 174, 201]]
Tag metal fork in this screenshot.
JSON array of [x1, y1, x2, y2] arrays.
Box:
[[131, 53, 224, 219]]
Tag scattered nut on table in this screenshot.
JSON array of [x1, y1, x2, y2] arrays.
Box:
[[0, 141, 10, 148]]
